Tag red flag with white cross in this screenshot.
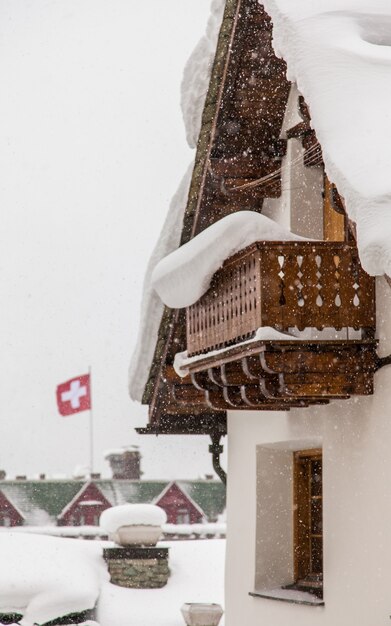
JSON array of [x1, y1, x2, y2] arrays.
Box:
[[56, 374, 91, 416]]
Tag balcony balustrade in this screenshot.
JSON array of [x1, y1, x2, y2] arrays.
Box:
[[186, 241, 375, 357], [174, 241, 377, 410]]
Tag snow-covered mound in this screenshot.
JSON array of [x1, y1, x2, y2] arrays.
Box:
[[100, 504, 167, 533], [151, 211, 306, 309], [97, 539, 225, 626], [181, 0, 225, 148], [261, 0, 391, 277], [0, 533, 107, 626]]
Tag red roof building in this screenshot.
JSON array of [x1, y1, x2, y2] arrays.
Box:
[[0, 489, 24, 527], [154, 481, 205, 524], [57, 481, 111, 526]]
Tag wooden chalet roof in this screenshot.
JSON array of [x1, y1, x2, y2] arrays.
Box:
[[139, 0, 291, 434]]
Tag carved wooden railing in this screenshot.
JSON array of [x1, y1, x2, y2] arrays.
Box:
[[186, 241, 376, 356]]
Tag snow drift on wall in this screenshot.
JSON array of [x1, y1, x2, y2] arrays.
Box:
[[261, 0, 391, 277], [181, 0, 225, 148]]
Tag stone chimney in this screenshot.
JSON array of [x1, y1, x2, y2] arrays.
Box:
[[105, 446, 141, 480]]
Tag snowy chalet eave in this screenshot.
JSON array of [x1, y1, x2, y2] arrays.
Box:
[[136, 0, 378, 436], [137, 0, 293, 436]]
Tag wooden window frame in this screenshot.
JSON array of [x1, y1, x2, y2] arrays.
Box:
[[323, 175, 347, 242], [293, 448, 323, 598]]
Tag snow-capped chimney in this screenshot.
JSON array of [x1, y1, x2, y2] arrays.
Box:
[[104, 446, 141, 480]]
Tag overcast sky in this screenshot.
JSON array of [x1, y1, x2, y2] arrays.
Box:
[[0, 0, 227, 480]]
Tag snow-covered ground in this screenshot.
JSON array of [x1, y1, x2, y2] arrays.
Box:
[[0, 522, 226, 539], [0, 533, 108, 626], [98, 540, 225, 626], [0, 533, 225, 626]]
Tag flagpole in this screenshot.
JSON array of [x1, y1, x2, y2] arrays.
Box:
[[89, 366, 94, 475]]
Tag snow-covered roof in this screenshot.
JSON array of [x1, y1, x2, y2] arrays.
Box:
[[130, 0, 391, 408], [0, 479, 226, 524], [57, 481, 110, 519], [128, 0, 225, 403], [261, 0, 391, 277], [128, 164, 193, 402], [153, 481, 206, 518], [181, 0, 225, 148]]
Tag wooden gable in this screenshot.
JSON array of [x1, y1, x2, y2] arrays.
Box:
[[154, 482, 205, 525], [137, 0, 377, 436], [57, 481, 112, 526], [0, 489, 24, 527], [139, 0, 292, 436]]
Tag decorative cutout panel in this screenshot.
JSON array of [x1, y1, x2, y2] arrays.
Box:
[[187, 242, 375, 356]]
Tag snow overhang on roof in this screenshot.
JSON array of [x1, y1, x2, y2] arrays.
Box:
[[128, 0, 227, 404], [261, 0, 391, 277]]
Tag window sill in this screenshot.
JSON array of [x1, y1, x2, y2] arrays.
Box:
[[249, 588, 325, 606]]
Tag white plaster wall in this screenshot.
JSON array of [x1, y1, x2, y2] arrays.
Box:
[[225, 276, 391, 626], [261, 85, 299, 230], [289, 138, 324, 239], [262, 83, 324, 239], [255, 447, 294, 589]]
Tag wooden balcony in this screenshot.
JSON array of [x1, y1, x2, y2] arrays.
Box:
[[179, 241, 377, 410], [187, 241, 375, 356]]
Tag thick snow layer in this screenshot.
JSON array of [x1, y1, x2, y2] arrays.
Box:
[[152, 211, 306, 309], [97, 539, 225, 626], [181, 0, 225, 148], [174, 327, 299, 377], [128, 164, 193, 402], [0, 533, 107, 626], [261, 0, 391, 277], [99, 504, 167, 533], [0, 534, 224, 626]]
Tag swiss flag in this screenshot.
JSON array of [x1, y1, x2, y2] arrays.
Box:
[[56, 374, 91, 416]]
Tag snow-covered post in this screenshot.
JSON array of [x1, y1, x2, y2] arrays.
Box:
[[100, 504, 170, 589]]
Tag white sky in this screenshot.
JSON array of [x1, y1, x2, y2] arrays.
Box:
[[0, 0, 227, 480]]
